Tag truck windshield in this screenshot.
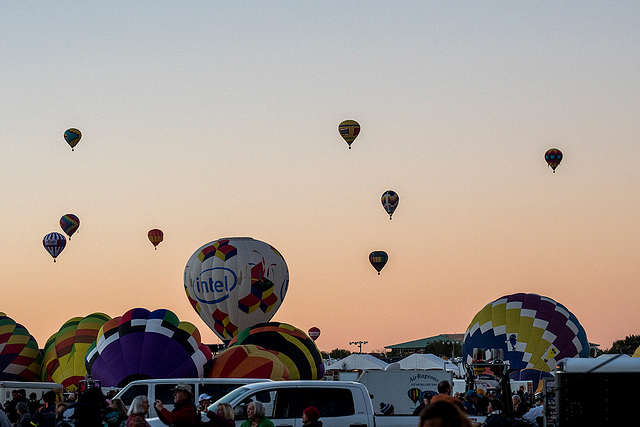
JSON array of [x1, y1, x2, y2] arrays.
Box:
[[209, 386, 251, 409]]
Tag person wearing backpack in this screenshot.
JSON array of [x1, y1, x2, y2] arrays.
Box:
[[30, 391, 57, 427]]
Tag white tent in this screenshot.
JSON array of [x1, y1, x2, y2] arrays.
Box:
[[394, 353, 447, 370], [326, 354, 389, 371]]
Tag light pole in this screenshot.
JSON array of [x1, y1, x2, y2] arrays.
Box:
[[349, 341, 368, 353]]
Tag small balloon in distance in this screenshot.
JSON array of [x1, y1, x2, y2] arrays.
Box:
[[545, 148, 563, 173], [148, 229, 163, 249], [369, 251, 388, 275], [338, 120, 360, 149], [43, 232, 66, 262], [64, 128, 82, 151], [60, 214, 80, 239], [381, 190, 399, 220]]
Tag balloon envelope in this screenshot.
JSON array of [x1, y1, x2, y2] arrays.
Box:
[[229, 322, 324, 380], [208, 344, 289, 381], [41, 313, 111, 391], [148, 229, 163, 249], [308, 327, 321, 341], [338, 120, 360, 149], [369, 251, 388, 275], [462, 293, 589, 372], [545, 148, 563, 172], [43, 232, 66, 262], [184, 237, 289, 342], [64, 128, 82, 151], [381, 190, 399, 220], [60, 214, 80, 239], [85, 308, 212, 387], [0, 313, 42, 381]]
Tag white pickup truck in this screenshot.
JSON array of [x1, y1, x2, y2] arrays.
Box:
[[205, 380, 421, 427]]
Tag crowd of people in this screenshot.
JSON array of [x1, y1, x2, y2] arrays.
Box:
[[413, 380, 546, 427], [0, 383, 324, 427]]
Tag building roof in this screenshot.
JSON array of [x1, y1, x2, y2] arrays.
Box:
[[385, 334, 465, 350]]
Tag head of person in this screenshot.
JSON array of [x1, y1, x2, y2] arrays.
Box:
[[380, 402, 394, 416], [512, 395, 521, 405], [198, 393, 212, 408], [18, 389, 26, 399], [43, 391, 57, 405], [56, 402, 69, 415], [80, 387, 106, 409], [465, 390, 478, 402], [11, 390, 18, 400], [29, 393, 37, 401], [110, 398, 127, 415], [216, 402, 234, 421], [302, 406, 320, 424], [247, 401, 265, 421], [488, 399, 503, 414], [420, 400, 472, 427], [16, 402, 29, 415], [171, 384, 193, 404], [437, 380, 452, 395], [128, 396, 150, 416]]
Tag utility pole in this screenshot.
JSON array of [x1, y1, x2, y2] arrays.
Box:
[[349, 340, 368, 353]]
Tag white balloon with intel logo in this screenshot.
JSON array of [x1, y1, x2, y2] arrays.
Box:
[[184, 237, 289, 342]]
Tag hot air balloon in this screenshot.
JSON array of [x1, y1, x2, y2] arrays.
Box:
[[308, 327, 321, 341], [60, 214, 80, 239], [43, 232, 66, 262], [338, 120, 360, 149], [381, 190, 399, 220], [545, 148, 563, 172], [64, 128, 82, 151], [184, 237, 289, 342], [41, 313, 111, 391], [208, 344, 289, 381], [462, 293, 589, 372], [229, 322, 324, 380], [148, 229, 163, 249], [369, 251, 388, 275], [85, 308, 212, 387], [0, 313, 42, 381]]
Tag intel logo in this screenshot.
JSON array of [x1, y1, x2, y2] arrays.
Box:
[[192, 267, 238, 304]]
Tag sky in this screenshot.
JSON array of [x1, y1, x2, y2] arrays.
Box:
[[1, 2, 639, 355]]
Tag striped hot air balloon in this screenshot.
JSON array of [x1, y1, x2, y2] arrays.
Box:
[[43, 232, 66, 262], [148, 229, 163, 249], [462, 293, 589, 372], [41, 313, 111, 391], [338, 120, 360, 149], [208, 344, 289, 381], [229, 322, 324, 380], [0, 313, 42, 381]]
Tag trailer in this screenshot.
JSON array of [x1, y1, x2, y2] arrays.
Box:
[[555, 354, 638, 426]]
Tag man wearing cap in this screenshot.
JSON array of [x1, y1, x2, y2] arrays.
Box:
[[155, 384, 198, 427], [462, 390, 479, 415]]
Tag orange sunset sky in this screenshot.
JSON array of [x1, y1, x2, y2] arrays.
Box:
[[2, 2, 639, 354]]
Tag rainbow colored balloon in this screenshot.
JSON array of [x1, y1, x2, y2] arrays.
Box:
[[229, 322, 324, 380], [60, 214, 80, 239], [41, 313, 111, 391], [0, 313, 42, 381], [462, 293, 589, 372], [208, 344, 289, 381]]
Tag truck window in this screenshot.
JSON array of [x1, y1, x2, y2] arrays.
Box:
[[289, 388, 355, 418], [233, 391, 276, 420], [200, 383, 247, 402], [156, 384, 197, 405], [118, 384, 149, 406]]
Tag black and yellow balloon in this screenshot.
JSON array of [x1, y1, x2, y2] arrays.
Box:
[[229, 322, 324, 380], [338, 120, 360, 149]]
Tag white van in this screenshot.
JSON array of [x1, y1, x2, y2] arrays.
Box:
[[0, 381, 63, 407], [115, 378, 271, 418]]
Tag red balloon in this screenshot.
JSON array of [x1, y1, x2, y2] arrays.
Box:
[[308, 327, 321, 340]]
